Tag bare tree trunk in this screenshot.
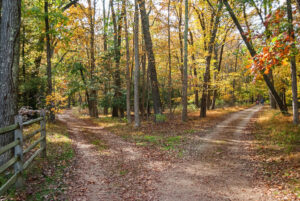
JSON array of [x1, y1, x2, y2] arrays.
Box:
[[87, 0, 98, 118], [139, 0, 162, 118], [168, 0, 172, 115], [103, 0, 109, 115], [0, 0, 21, 165], [134, 0, 140, 127], [268, 70, 277, 109], [111, 0, 125, 117], [44, 0, 55, 121], [141, 39, 146, 118], [124, 0, 131, 123], [189, 31, 199, 108], [182, 0, 188, 121], [287, 0, 299, 124]]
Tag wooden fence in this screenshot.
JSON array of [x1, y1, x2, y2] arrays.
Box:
[[0, 110, 46, 195]]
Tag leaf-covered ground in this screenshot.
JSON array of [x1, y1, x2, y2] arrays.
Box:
[[1, 105, 299, 200]]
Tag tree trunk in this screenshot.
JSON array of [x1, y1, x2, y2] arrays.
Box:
[[223, 0, 288, 114], [103, 0, 109, 115], [0, 0, 21, 165], [268, 70, 277, 109], [134, 0, 140, 127], [200, 1, 223, 118], [124, 0, 131, 123], [168, 0, 173, 115], [44, 0, 55, 121], [87, 0, 98, 118], [111, 0, 125, 117], [139, 0, 162, 118], [189, 31, 199, 108], [141, 40, 146, 118], [287, 0, 299, 124], [182, 0, 188, 121]]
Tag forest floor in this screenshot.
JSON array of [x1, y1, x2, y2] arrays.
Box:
[[3, 105, 298, 201], [53, 105, 298, 201]]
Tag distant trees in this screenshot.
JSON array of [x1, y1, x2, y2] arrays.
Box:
[[1, 0, 298, 137]]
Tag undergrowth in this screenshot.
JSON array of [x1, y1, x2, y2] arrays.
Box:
[[254, 109, 300, 199]]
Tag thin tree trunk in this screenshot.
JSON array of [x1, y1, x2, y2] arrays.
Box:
[[223, 0, 288, 114], [111, 0, 125, 117], [125, 0, 131, 123], [0, 0, 21, 165], [87, 0, 98, 118], [139, 0, 162, 118], [44, 0, 55, 121], [189, 31, 199, 108], [168, 0, 172, 115], [182, 0, 188, 121], [103, 0, 109, 115], [287, 0, 299, 124], [141, 39, 146, 118], [134, 0, 140, 127]]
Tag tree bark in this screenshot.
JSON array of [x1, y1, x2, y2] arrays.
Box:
[[168, 0, 173, 115], [139, 0, 162, 118], [223, 0, 288, 114], [182, 0, 188, 121], [44, 0, 55, 121], [134, 0, 140, 127], [287, 0, 299, 124], [0, 0, 21, 165], [124, 0, 131, 123], [111, 0, 125, 117], [189, 31, 199, 108], [87, 0, 98, 118]]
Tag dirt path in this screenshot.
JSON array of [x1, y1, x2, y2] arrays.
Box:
[[58, 111, 152, 200], [157, 106, 273, 201], [57, 106, 274, 201]]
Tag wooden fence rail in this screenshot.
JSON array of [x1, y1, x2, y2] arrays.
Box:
[[0, 110, 46, 195]]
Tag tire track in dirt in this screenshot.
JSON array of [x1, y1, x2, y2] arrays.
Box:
[[156, 106, 275, 201]]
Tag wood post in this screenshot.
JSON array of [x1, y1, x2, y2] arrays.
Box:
[[14, 115, 24, 188], [40, 110, 46, 158]]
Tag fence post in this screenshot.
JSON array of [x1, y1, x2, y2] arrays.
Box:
[[40, 110, 46, 158], [14, 115, 24, 188]]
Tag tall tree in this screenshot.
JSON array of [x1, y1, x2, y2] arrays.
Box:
[[87, 0, 99, 118], [134, 0, 140, 127], [200, 0, 223, 118], [182, 0, 188, 121], [124, 0, 131, 123], [287, 0, 299, 124], [223, 0, 288, 114], [168, 0, 172, 115], [0, 0, 21, 165], [110, 0, 126, 117], [139, 0, 162, 119], [44, 0, 55, 121]]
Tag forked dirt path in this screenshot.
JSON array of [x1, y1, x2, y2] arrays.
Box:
[[57, 106, 274, 201]]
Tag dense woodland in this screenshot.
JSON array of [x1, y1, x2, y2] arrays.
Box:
[[1, 0, 299, 123], [0, 0, 300, 199]]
